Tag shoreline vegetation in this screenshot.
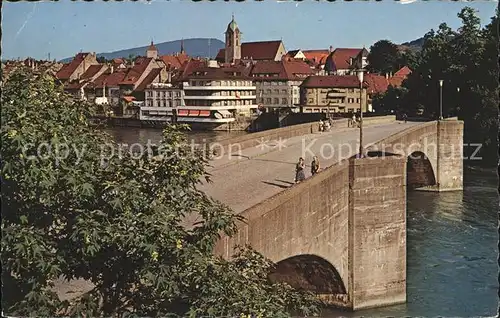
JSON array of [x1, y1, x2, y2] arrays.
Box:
[[1, 69, 322, 316]]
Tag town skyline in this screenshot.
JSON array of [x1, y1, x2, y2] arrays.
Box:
[[3, 0, 497, 61]]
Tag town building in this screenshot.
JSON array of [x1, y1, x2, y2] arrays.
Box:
[[324, 48, 369, 75], [285, 50, 307, 60], [180, 60, 257, 125], [216, 16, 286, 64], [364, 66, 412, 112], [249, 60, 315, 111], [56, 52, 100, 82], [300, 75, 368, 114], [140, 83, 184, 121], [146, 41, 158, 59]]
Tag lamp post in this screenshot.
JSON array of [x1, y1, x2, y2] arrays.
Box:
[[357, 68, 365, 158], [438, 79, 443, 120]]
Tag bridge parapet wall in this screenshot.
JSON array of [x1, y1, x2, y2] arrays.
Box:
[[214, 160, 351, 302], [212, 116, 396, 155]]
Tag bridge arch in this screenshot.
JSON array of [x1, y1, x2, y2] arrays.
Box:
[[268, 254, 347, 294], [406, 151, 437, 190]]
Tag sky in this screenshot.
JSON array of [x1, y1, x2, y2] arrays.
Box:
[[2, 0, 497, 61]]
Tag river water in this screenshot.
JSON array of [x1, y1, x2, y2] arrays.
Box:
[[104, 128, 498, 318]]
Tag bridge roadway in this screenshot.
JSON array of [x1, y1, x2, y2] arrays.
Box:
[[194, 121, 421, 217]]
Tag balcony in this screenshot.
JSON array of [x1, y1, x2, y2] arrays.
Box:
[[178, 104, 258, 110], [184, 95, 256, 100], [183, 85, 256, 90]]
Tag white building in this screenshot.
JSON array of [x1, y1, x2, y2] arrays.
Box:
[[141, 83, 184, 121], [180, 61, 257, 124]]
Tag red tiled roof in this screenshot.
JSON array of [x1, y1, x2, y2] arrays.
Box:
[[302, 50, 330, 65], [161, 53, 189, 69], [90, 69, 128, 88], [178, 59, 208, 80], [250, 60, 314, 80], [81, 64, 105, 80], [135, 68, 162, 92], [216, 40, 283, 61], [285, 50, 301, 59], [394, 66, 412, 78], [364, 74, 390, 94], [301, 75, 367, 89], [56, 53, 89, 80], [327, 48, 363, 70], [120, 58, 153, 85], [183, 64, 252, 80], [388, 76, 405, 87]]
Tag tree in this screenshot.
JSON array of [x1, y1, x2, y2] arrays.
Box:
[[1, 68, 322, 316], [402, 7, 498, 166], [367, 40, 400, 74], [96, 56, 108, 63]]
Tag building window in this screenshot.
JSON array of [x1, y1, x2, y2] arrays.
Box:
[[356, 98, 360, 103], [192, 81, 197, 86], [266, 89, 271, 94], [273, 98, 279, 104], [281, 89, 287, 94], [266, 98, 272, 104], [308, 98, 314, 104], [282, 98, 288, 104]]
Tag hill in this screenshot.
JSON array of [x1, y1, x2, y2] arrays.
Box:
[[60, 38, 224, 63], [401, 37, 425, 51]]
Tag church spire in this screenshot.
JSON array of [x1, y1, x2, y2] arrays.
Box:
[[180, 38, 185, 54]]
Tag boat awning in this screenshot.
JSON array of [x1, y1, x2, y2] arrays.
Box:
[[122, 96, 136, 103]]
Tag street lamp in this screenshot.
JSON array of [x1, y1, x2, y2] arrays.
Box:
[[438, 79, 443, 120], [357, 68, 365, 158]]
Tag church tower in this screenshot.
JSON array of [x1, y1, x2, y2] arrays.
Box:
[[180, 38, 186, 55], [146, 41, 158, 59], [225, 15, 241, 64]]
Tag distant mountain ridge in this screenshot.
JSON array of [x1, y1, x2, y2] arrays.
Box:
[[57, 36, 425, 64], [401, 37, 425, 51], [59, 38, 224, 63]]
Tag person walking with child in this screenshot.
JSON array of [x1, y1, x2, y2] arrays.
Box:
[[311, 156, 320, 176], [295, 157, 306, 183]]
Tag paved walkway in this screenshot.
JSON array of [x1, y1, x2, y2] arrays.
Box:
[[197, 121, 421, 215]]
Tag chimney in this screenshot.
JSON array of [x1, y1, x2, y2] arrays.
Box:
[[385, 73, 388, 79], [110, 65, 114, 74], [329, 45, 333, 53]]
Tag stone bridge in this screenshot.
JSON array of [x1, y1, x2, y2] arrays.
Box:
[[194, 117, 463, 311]]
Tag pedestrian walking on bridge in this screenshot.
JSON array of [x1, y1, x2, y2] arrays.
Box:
[[311, 156, 321, 176], [295, 157, 306, 183]]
